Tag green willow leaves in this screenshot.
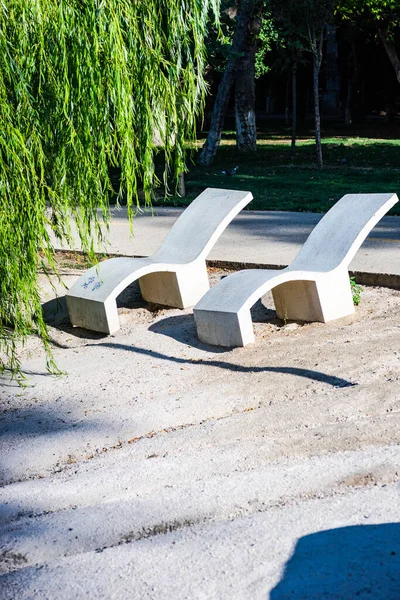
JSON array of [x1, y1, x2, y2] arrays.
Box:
[[0, 0, 219, 377]]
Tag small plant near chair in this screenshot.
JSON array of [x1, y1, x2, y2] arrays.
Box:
[[350, 276, 363, 306]]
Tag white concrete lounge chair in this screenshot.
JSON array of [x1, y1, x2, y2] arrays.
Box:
[[194, 192, 399, 347], [66, 188, 253, 334]]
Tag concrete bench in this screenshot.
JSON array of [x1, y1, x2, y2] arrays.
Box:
[[66, 188, 253, 333], [194, 193, 399, 347]]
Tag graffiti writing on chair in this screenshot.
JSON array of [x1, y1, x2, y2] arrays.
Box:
[[81, 276, 103, 292]]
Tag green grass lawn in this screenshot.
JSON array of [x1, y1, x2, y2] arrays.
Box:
[[159, 120, 400, 214]]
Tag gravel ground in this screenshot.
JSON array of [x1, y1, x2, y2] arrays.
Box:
[[0, 268, 399, 598]]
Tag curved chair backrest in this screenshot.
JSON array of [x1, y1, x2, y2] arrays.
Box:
[[152, 188, 253, 264], [291, 193, 398, 273]]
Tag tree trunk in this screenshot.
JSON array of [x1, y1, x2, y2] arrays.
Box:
[[198, 64, 235, 165], [235, 74, 257, 152], [312, 29, 324, 169], [199, 0, 262, 165], [234, 3, 262, 152], [313, 56, 323, 169], [291, 61, 297, 156], [378, 27, 400, 86], [234, 13, 260, 153], [178, 172, 185, 197]]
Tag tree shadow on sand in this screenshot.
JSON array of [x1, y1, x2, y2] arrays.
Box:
[[271, 523, 400, 599]]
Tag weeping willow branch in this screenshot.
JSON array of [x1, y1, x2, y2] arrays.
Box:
[[0, 0, 219, 378]]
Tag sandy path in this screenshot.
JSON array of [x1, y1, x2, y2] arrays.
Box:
[[0, 270, 399, 597]]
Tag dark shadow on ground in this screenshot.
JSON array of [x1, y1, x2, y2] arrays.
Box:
[[0, 406, 93, 440], [149, 314, 226, 350], [148, 301, 280, 348], [250, 299, 279, 323], [40, 292, 355, 388], [0, 406, 97, 484], [0, 370, 55, 388], [42, 296, 69, 325], [115, 281, 146, 309], [85, 341, 356, 389], [270, 523, 400, 599]]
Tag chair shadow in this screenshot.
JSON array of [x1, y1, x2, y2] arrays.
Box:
[[41, 285, 354, 388], [270, 523, 400, 599], [250, 298, 282, 325], [149, 298, 291, 349], [41, 295, 69, 326], [85, 341, 356, 388], [149, 314, 227, 353]]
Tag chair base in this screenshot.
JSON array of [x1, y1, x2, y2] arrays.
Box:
[[272, 272, 354, 323], [139, 262, 209, 309], [194, 308, 254, 348], [66, 296, 119, 335]]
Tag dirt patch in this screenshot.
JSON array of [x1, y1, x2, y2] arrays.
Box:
[[0, 551, 27, 575]]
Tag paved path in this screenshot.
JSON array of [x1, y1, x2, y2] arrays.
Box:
[[53, 206, 400, 286]]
